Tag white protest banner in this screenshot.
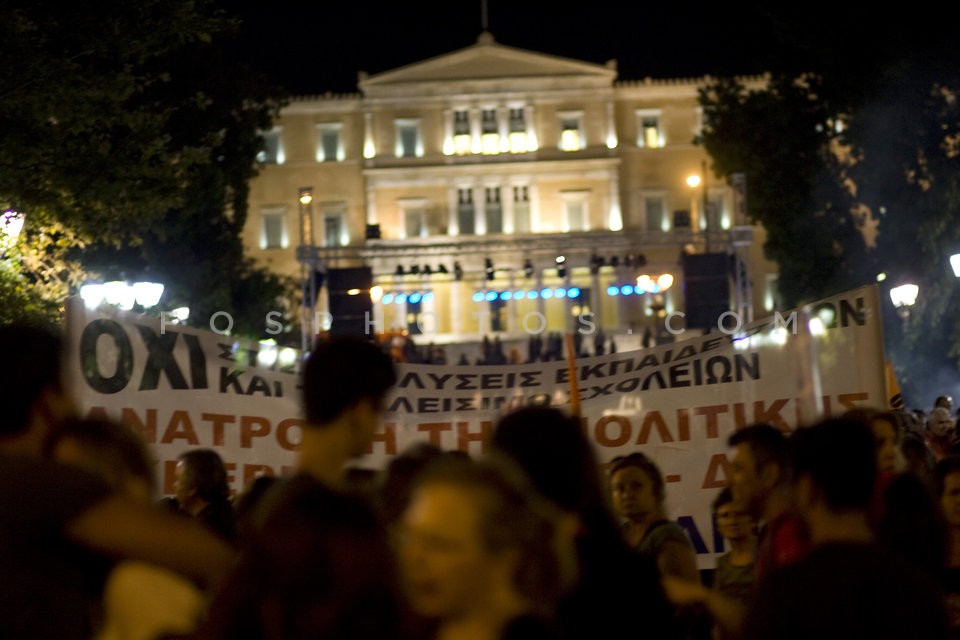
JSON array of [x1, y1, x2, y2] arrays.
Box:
[[64, 298, 305, 496], [64, 284, 888, 566]]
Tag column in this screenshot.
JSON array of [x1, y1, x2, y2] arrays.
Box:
[[497, 105, 509, 153], [448, 187, 459, 236], [474, 185, 486, 235], [363, 111, 375, 159], [503, 184, 515, 233], [524, 105, 538, 151], [470, 107, 482, 154], [605, 100, 618, 149], [450, 280, 464, 336], [529, 182, 541, 232], [608, 169, 623, 231]]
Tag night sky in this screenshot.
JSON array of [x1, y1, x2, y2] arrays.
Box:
[[230, 1, 789, 96]]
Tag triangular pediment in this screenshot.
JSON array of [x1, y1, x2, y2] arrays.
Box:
[[359, 33, 616, 90]]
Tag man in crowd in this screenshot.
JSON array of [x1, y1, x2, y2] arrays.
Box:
[[742, 416, 951, 639], [727, 423, 809, 579], [294, 335, 397, 488]]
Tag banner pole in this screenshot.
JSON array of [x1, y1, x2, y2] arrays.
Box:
[[565, 333, 581, 418]]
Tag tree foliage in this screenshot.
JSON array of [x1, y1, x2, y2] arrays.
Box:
[[698, 5, 960, 406], [0, 0, 297, 340]]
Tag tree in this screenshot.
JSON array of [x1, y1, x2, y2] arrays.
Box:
[[697, 5, 960, 406], [0, 0, 296, 340]]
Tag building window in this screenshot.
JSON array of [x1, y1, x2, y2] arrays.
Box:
[[257, 129, 284, 164], [454, 110, 471, 155], [644, 195, 668, 232], [485, 187, 502, 234], [513, 186, 530, 233], [704, 192, 725, 231], [481, 109, 499, 155], [558, 112, 584, 151], [508, 108, 527, 153], [457, 188, 475, 235], [316, 123, 344, 162], [260, 208, 287, 249], [395, 119, 423, 158], [400, 199, 428, 238], [636, 110, 663, 148], [561, 191, 589, 232], [323, 215, 343, 248]]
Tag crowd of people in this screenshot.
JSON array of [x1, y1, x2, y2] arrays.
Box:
[[4, 319, 960, 639]]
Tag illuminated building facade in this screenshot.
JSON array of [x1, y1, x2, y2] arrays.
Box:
[[243, 33, 778, 346]]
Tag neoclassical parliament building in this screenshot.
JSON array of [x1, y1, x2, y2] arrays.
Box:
[[242, 32, 777, 348]]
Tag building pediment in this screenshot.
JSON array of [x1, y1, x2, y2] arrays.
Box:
[[359, 32, 616, 96]]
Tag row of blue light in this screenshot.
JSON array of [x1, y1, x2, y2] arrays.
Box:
[[380, 291, 434, 305], [607, 283, 666, 296], [471, 287, 582, 302]]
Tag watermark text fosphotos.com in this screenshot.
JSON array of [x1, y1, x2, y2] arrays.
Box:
[[159, 295, 866, 337]]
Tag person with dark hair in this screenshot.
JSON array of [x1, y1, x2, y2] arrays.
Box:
[[298, 335, 397, 488], [202, 335, 403, 637], [175, 448, 237, 543], [0, 322, 234, 639], [842, 408, 948, 581], [608, 452, 699, 582], [727, 423, 809, 580], [489, 406, 679, 640], [377, 441, 446, 527], [199, 477, 409, 640], [396, 453, 567, 640], [741, 417, 951, 640]]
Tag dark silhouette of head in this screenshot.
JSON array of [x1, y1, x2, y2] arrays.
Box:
[[0, 322, 66, 437], [728, 423, 792, 482], [791, 417, 876, 511], [302, 337, 396, 426], [178, 448, 231, 504]]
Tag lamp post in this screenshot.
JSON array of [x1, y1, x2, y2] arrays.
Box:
[[297, 187, 317, 354], [80, 281, 165, 311], [889, 283, 919, 332]]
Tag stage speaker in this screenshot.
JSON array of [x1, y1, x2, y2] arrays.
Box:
[[682, 253, 732, 331], [327, 267, 373, 337]]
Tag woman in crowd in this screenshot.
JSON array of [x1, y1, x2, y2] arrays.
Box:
[[608, 451, 699, 581], [489, 406, 679, 640], [662, 487, 756, 640], [174, 448, 238, 543], [395, 453, 566, 640]]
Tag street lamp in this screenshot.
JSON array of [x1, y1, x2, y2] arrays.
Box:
[[889, 283, 919, 332], [950, 253, 960, 278], [80, 281, 165, 311]]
